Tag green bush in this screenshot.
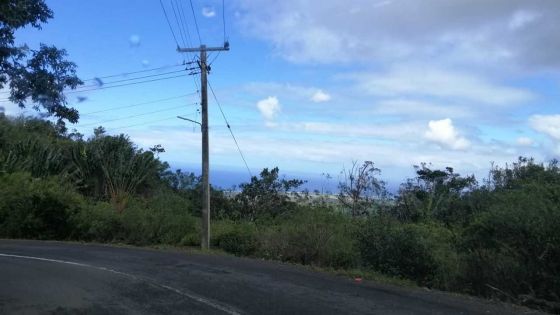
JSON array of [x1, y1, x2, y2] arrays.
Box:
[[212, 220, 258, 256], [71, 202, 122, 242], [460, 184, 560, 304], [258, 207, 359, 269], [71, 191, 198, 246], [358, 216, 459, 288], [0, 172, 84, 240], [120, 197, 197, 245]]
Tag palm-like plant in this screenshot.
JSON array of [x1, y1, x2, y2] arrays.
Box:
[[71, 134, 159, 212]]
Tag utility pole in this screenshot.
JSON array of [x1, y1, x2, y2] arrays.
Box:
[[178, 43, 229, 250]]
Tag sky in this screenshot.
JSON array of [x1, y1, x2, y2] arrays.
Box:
[[2, 0, 560, 190]]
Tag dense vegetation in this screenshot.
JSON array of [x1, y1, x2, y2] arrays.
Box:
[[1, 115, 559, 313], [1, 1, 558, 312]]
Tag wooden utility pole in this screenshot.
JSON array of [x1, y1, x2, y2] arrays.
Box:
[[178, 43, 229, 249]]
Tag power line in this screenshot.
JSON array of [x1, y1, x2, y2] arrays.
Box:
[[106, 116, 179, 132], [189, 0, 202, 45], [78, 69, 188, 89], [208, 80, 252, 177], [159, 0, 180, 47], [170, 0, 187, 47], [222, 0, 227, 43], [82, 64, 186, 82], [0, 71, 190, 102], [78, 104, 195, 127], [0, 74, 190, 103], [106, 112, 198, 132], [81, 93, 198, 115], [0, 64, 189, 96], [64, 74, 188, 94], [208, 50, 222, 67], [177, 0, 194, 49]]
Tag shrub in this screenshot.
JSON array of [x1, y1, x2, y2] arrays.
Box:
[[120, 198, 197, 245], [258, 207, 359, 269], [71, 191, 198, 246], [0, 172, 84, 240], [71, 202, 122, 242], [212, 220, 258, 256], [358, 216, 459, 288], [460, 184, 560, 305]]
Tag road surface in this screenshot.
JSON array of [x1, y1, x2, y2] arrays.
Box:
[[0, 240, 543, 314]]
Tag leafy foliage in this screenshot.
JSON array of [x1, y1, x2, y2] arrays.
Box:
[[234, 167, 304, 221], [258, 207, 358, 268], [358, 216, 459, 288], [1, 0, 82, 129], [71, 133, 161, 212], [392, 163, 476, 224], [2, 111, 560, 312], [0, 172, 84, 239]]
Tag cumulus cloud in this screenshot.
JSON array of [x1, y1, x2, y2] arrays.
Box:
[[310, 90, 331, 103], [235, 0, 560, 69], [202, 7, 216, 18], [257, 96, 281, 122], [529, 114, 560, 140], [425, 118, 471, 150]]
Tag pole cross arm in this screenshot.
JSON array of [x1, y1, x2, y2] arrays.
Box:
[[177, 45, 230, 53]]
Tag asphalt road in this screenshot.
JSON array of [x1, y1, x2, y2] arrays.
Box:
[[0, 240, 544, 315]]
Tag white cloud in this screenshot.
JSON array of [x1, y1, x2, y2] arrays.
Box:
[[202, 7, 216, 18], [374, 99, 473, 119], [129, 35, 141, 47], [0, 99, 25, 117], [235, 0, 560, 69], [127, 123, 532, 184], [351, 66, 533, 105], [299, 121, 423, 140], [529, 114, 560, 140], [257, 96, 281, 121], [516, 136, 534, 146], [425, 118, 471, 150], [310, 90, 331, 103], [509, 10, 540, 31]]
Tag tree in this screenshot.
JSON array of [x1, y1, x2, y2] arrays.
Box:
[[393, 163, 476, 223], [337, 161, 386, 217], [235, 167, 305, 221], [0, 0, 82, 130]]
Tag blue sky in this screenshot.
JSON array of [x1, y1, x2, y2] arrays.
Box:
[[3, 0, 560, 189]]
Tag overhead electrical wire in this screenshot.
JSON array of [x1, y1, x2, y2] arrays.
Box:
[[78, 104, 195, 127], [81, 93, 198, 115], [106, 116, 179, 132], [222, 0, 227, 43], [159, 0, 180, 47], [82, 64, 186, 82], [0, 64, 189, 97], [208, 80, 252, 177], [0, 73, 189, 102], [208, 0, 227, 67], [105, 112, 198, 132], [189, 0, 202, 45], [0, 73, 189, 103], [170, 0, 187, 47], [78, 69, 187, 90], [64, 74, 188, 94], [177, 0, 194, 48]]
